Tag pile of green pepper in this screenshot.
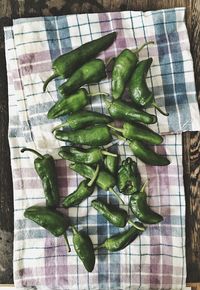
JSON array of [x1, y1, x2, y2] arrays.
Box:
[[22, 31, 170, 273]]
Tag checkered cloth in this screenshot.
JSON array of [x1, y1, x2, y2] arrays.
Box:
[[4, 7, 199, 290]]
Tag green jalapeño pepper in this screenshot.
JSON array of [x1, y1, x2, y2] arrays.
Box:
[[129, 58, 168, 116], [97, 222, 145, 252], [104, 99, 157, 125], [52, 110, 112, 132], [21, 148, 59, 208], [47, 88, 108, 119], [55, 125, 113, 147], [104, 154, 119, 175], [109, 122, 163, 145], [58, 59, 107, 97], [62, 165, 99, 208], [117, 157, 141, 195], [112, 41, 154, 99], [58, 146, 117, 164], [91, 199, 128, 228], [43, 32, 117, 91], [129, 184, 163, 224], [24, 206, 71, 252], [72, 226, 95, 272]]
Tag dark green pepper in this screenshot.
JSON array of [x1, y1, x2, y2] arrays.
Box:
[[117, 157, 141, 195], [58, 59, 107, 97], [55, 125, 113, 147], [47, 88, 108, 119], [112, 41, 153, 100], [52, 110, 112, 132], [109, 122, 163, 145], [91, 199, 128, 227], [24, 205, 71, 251], [129, 58, 168, 116], [59, 146, 117, 164], [62, 165, 99, 208], [129, 184, 163, 224], [104, 99, 157, 125], [43, 32, 117, 91], [21, 148, 59, 208], [97, 222, 145, 252], [72, 226, 95, 272], [104, 154, 119, 175]]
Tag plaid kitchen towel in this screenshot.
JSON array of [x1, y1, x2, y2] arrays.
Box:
[[4, 7, 199, 290]]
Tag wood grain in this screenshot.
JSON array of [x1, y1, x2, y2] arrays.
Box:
[[0, 0, 199, 287]]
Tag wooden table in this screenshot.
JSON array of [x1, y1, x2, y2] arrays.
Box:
[[0, 0, 199, 289]]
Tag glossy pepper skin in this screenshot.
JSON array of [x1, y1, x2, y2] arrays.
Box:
[[109, 122, 163, 145], [129, 189, 163, 224], [69, 163, 116, 191], [24, 206, 69, 237], [21, 148, 59, 208], [43, 32, 117, 91], [118, 157, 141, 195], [98, 222, 145, 252], [59, 146, 117, 165], [91, 199, 128, 227], [47, 88, 89, 119], [104, 154, 119, 175], [72, 226, 95, 272], [55, 125, 112, 147], [52, 110, 112, 132], [62, 165, 99, 208], [105, 99, 157, 125], [58, 59, 107, 97], [129, 140, 170, 166]]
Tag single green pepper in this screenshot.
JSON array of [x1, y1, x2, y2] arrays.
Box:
[[97, 222, 145, 252], [109, 122, 163, 145], [117, 157, 141, 195], [62, 165, 99, 208], [47, 88, 108, 119], [129, 140, 170, 166], [129, 184, 163, 224], [104, 154, 119, 175], [72, 226, 95, 272], [112, 41, 154, 100], [52, 110, 112, 132], [58, 59, 107, 97], [21, 148, 59, 208], [91, 199, 128, 228], [59, 146, 117, 164], [55, 125, 113, 147], [43, 32, 117, 91], [24, 205, 71, 251], [104, 99, 157, 125], [129, 58, 168, 116]]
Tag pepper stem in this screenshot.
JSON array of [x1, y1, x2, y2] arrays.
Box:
[[107, 124, 123, 134], [21, 147, 43, 159], [71, 225, 78, 235], [133, 41, 154, 54], [87, 164, 99, 187], [103, 97, 111, 109], [52, 120, 69, 133], [63, 232, 71, 252], [109, 187, 125, 205], [43, 72, 59, 92], [101, 150, 117, 157], [88, 92, 110, 98], [140, 180, 148, 193], [128, 220, 146, 231], [152, 101, 169, 116], [111, 131, 127, 143]]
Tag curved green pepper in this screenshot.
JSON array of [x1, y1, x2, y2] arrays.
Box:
[[104, 154, 119, 175], [129, 185, 163, 224], [91, 199, 128, 227], [58, 59, 107, 97], [104, 99, 157, 125], [109, 122, 163, 145], [55, 125, 113, 147], [62, 165, 99, 208], [72, 226, 95, 272], [97, 222, 145, 252], [117, 157, 141, 195], [21, 148, 59, 208], [129, 58, 168, 116], [43, 32, 117, 91]]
